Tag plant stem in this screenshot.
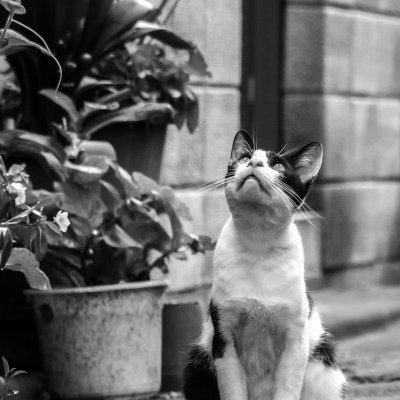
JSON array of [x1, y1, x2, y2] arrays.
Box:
[[12, 19, 63, 92], [0, 10, 15, 44]]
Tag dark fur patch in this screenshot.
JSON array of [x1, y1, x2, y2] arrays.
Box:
[[209, 301, 227, 359], [339, 383, 348, 399], [310, 332, 337, 368], [306, 291, 314, 318], [183, 344, 220, 400]]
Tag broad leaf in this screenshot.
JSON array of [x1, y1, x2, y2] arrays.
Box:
[[40, 89, 81, 130], [0, 228, 12, 269], [5, 248, 51, 290], [109, 162, 141, 198], [82, 103, 173, 138], [2, 356, 9, 378], [65, 158, 109, 185], [103, 224, 142, 249], [0, 29, 53, 56], [92, 0, 154, 58], [132, 171, 160, 194], [185, 47, 212, 78], [34, 227, 47, 262], [55, 182, 107, 228]]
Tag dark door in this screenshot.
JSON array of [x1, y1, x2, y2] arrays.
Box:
[[241, 0, 283, 151]]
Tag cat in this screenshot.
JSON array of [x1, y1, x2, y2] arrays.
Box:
[[183, 130, 347, 400]]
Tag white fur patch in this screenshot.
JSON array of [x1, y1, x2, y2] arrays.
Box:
[[301, 361, 347, 400]]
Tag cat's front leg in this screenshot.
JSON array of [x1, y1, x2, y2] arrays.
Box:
[[214, 341, 248, 400], [210, 301, 247, 400], [273, 328, 309, 400]]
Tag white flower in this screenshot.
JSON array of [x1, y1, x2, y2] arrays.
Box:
[[54, 210, 70, 232], [9, 182, 26, 205], [8, 163, 29, 183]]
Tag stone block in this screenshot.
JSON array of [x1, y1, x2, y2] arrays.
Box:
[[351, 12, 400, 95], [319, 182, 400, 269], [284, 6, 400, 95], [286, 0, 400, 15], [284, 7, 325, 91], [154, 0, 241, 85], [284, 95, 400, 179], [323, 8, 354, 91], [160, 87, 240, 186]]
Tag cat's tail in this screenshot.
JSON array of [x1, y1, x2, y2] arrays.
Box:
[[183, 343, 221, 400]]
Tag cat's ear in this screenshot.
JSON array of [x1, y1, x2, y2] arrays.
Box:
[[230, 130, 254, 161], [287, 142, 323, 183]]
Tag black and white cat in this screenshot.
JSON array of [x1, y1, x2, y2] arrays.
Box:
[[183, 130, 347, 400]]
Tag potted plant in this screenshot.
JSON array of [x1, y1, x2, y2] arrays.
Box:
[[4, 122, 212, 398], [1, 0, 210, 180]]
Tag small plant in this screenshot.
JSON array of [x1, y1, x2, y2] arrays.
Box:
[[0, 155, 69, 289], [0, 356, 26, 400]]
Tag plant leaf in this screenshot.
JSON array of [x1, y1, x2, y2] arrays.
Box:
[[55, 182, 107, 228], [5, 248, 51, 290], [92, 0, 154, 59], [103, 224, 142, 249], [0, 228, 13, 269], [40, 89, 81, 130], [185, 47, 212, 78], [82, 103, 173, 138], [0, 29, 53, 56], [34, 227, 47, 262], [45, 221, 62, 236], [8, 369, 27, 378], [2, 356, 9, 378], [132, 171, 160, 194]]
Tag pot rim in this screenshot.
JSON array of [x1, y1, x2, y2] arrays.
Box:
[[24, 280, 169, 297]]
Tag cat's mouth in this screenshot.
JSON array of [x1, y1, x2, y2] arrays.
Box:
[[240, 174, 268, 193]]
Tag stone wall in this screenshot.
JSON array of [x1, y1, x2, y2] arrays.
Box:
[[284, 0, 400, 273]]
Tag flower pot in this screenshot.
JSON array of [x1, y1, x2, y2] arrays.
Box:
[[25, 281, 168, 399], [94, 121, 168, 181], [161, 301, 203, 392]]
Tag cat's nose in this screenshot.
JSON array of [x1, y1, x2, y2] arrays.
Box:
[[247, 158, 264, 168]]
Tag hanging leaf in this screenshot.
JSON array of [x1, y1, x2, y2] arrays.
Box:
[[100, 180, 122, 214], [55, 182, 107, 228], [0, 228, 13, 269], [0, 0, 26, 14], [0, 29, 52, 56], [82, 102, 173, 138], [185, 47, 212, 78], [109, 162, 141, 198], [40, 89, 81, 130], [34, 227, 48, 262], [2, 356, 9, 378], [132, 171, 160, 194], [103, 224, 142, 249], [4, 248, 51, 290]]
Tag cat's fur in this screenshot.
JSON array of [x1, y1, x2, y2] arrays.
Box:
[[183, 130, 347, 400]]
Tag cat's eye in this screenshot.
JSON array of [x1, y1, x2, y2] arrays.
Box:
[[272, 163, 285, 172], [238, 155, 250, 164]]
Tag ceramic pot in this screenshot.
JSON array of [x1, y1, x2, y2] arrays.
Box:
[[26, 281, 168, 399]]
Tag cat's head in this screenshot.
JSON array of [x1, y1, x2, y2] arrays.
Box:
[[225, 130, 323, 224]]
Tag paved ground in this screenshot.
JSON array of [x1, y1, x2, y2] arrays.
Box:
[[339, 320, 400, 399]]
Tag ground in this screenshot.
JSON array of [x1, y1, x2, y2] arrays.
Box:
[[339, 320, 400, 399]]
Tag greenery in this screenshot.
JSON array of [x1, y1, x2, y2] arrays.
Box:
[[1, 0, 210, 135], [0, 356, 26, 399], [0, 0, 214, 289]]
